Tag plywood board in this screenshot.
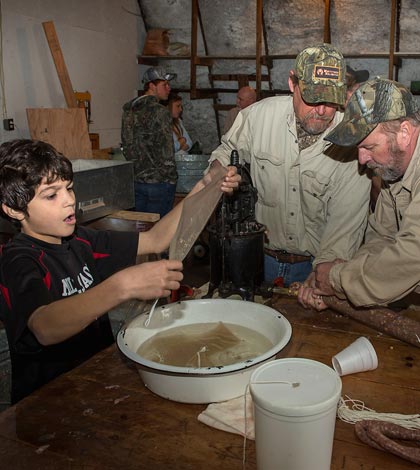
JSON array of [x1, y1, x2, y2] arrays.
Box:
[[26, 108, 93, 159]]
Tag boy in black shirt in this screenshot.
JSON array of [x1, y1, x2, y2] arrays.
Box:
[[0, 139, 238, 403]]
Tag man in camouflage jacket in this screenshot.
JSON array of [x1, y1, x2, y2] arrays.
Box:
[[121, 67, 177, 218]]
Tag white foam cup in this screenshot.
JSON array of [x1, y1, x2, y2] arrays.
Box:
[[250, 358, 342, 470], [332, 336, 378, 376]]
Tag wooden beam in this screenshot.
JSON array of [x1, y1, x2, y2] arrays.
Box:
[[137, 56, 160, 66], [42, 21, 77, 108], [210, 73, 269, 82], [256, 0, 263, 98], [213, 104, 236, 111], [197, 3, 222, 142], [193, 57, 214, 66], [323, 0, 331, 43], [191, 89, 219, 100], [389, 0, 397, 79], [190, 0, 198, 98]]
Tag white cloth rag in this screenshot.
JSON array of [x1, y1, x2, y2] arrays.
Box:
[[197, 392, 255, 440]]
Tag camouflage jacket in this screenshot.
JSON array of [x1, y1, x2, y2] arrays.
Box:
[[121, 95, 177, 184]]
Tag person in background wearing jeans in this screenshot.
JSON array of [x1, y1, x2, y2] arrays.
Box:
[[121, 66, 177, 218]]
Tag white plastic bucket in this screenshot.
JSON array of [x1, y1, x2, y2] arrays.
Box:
[[250, 358, 342, 470]]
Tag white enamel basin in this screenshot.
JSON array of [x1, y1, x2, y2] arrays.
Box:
[[117, 298, 292, 404]]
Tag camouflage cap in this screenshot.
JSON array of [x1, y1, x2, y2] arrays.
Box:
[[295, 43, 346, 106], [325, 78, 419, 147], [142, 66, 176, 84]]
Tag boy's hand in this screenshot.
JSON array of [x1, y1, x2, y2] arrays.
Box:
[[124, 259, 183, 300], [192, 164, 240, 195], [221, 165, 241, 193]]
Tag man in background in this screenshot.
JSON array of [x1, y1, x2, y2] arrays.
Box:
[[209, 44, 371, 287], [121, 66, 177, 218], [345, 65, 370, 104], [223, 86, 257, 134]]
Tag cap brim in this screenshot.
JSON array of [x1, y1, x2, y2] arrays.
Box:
[[324, 119, 377, 147], [142, 72, 177, 83], [354, 70, 370, 83], [346, 66, 369, 84], [300, 81, 346, 107]]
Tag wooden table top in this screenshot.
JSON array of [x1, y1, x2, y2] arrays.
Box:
[[0, 296, 418, 469]]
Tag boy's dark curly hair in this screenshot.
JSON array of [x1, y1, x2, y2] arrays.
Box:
[[0, 139, 73, 225]]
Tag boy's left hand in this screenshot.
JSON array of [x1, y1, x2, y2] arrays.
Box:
[[193, 164, 240, 195], [221, 165, 240, 193]]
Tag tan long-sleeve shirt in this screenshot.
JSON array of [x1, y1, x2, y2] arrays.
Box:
[[330, 136, 420, 306], [209, 96, 371, 267]]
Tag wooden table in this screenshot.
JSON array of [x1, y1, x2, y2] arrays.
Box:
[[0, 296, 418, 469]]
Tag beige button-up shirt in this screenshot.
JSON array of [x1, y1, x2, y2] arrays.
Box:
[[330, 135, 420, 306], [209, 96, 371, 267]]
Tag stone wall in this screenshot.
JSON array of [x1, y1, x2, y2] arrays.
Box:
[[138, 0, 420, 153]]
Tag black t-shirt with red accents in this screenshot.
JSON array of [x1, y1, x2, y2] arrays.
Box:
[[0, 226, 139, 403]]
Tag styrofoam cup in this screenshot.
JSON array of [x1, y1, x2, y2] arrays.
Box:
[[250, 358, 342, 470], [332, 337, 378, 376]]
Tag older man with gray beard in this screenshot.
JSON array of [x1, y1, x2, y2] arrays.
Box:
[[299, 78, 420, 309], [209, 44, 371, 287]]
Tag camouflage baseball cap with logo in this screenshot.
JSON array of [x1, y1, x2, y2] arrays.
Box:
[[325, 78, 419, 147], [295, 43, 346, 106], [142, 66, 176, 84]]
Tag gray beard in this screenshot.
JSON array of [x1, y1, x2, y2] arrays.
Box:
[[367, 140, 406, 182], [298, 113, 332, 135], [369, 165, 404, 182]]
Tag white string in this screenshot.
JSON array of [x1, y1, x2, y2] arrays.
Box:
[[196, 346, 207, 368], [338, 395, 420, 430], [242, 380, 300, 469], [144, 298, 159, 327], [253, 381, 300, 387]]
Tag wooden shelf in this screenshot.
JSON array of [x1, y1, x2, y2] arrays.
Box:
[[137, 0, 413, 140], [137, 52, 420, 67], [138, 55, 261, 64], [138, 55, 190, 65]]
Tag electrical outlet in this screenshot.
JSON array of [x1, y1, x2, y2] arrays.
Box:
[[3, 118, 14, 131]]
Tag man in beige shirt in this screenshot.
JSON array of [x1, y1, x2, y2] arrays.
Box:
[[209, 44, 371, 287], [223, 86, 257, 134], [300, 78, 420, 308]]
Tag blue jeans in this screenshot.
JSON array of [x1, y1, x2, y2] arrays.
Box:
[[134, 182, 176, 219], [264, 254, 313, 287]]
